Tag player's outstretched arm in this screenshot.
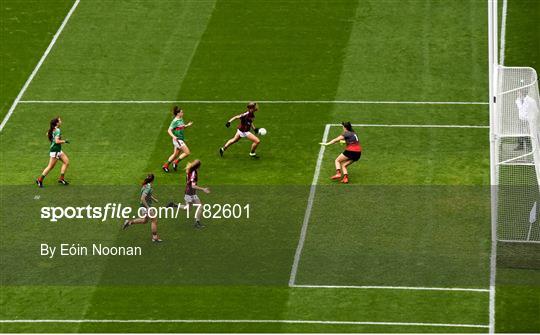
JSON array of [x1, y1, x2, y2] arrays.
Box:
[[320, 135, 344, 146], [226, 114, 242, 127], [192, 182, 211, 194]]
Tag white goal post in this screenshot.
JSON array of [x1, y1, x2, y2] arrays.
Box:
[[493, 66, 540, 243]]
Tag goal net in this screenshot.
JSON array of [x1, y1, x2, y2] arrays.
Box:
[[495, 66, 540, 243]]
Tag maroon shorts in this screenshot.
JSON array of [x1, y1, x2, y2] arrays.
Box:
[[343, 150, 361, 161]]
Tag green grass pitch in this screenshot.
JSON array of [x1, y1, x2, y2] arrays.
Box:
[[1, 0, 539, 333]]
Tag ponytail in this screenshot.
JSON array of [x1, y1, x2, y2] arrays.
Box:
[[342, 121, 353, 132], [142, 173, 155, 185], [185, 159, 201, 174], [172, 106, 182, 116], [47, 117, 60, 141], [246, 101, 257, 112]]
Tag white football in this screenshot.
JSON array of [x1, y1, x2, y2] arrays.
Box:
[[258, 128, 267, 136]]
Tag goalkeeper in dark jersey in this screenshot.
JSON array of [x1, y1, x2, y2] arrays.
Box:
[[320, 122, 362, 184], [219, 102, 261, 158]]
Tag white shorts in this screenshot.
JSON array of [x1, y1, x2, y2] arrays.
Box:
[[49, 151, 63, 158], [236, 129, 251, 138], [173, 138, 185, 149], [184, 194, 200, 203]]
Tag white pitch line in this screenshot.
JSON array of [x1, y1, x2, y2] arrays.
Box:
[[289, 124, 330, 286], [499, 0, 508, 65], [489, 193, 498, 333], [18, 100, 489, 105], [292, 284, 490, 293], [330, 123, 489, 129], [0, 319, 489, 329], [0, 0, 80, 132], [489, 247, 497, 334]]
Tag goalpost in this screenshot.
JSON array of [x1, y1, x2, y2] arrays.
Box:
[[489, 0, 540, 244], [493, 66, 540, 243]]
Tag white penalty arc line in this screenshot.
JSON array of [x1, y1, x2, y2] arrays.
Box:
[[18, 100, 489, 105], [0, 319, 489, 329], [291, 284, 490, 293], [0, 0, 81, 132]]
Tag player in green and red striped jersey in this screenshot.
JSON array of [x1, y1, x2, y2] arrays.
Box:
[[36, 117, 70, 187], [162, 106, 193, 172], [320, 122, 362, 184]]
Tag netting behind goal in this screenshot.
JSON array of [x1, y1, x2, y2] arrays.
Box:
[[495, 66, 540, 243]]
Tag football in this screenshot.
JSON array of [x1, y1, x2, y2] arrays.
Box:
[[258, 128, 267, 136]]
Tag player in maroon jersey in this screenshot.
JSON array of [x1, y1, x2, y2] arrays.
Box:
[[320, 122, 362, 184], [219, 102, 261, 158], [184, 159, 210, 229]]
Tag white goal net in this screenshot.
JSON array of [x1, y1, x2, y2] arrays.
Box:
[[495, 66, 540, 243]]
